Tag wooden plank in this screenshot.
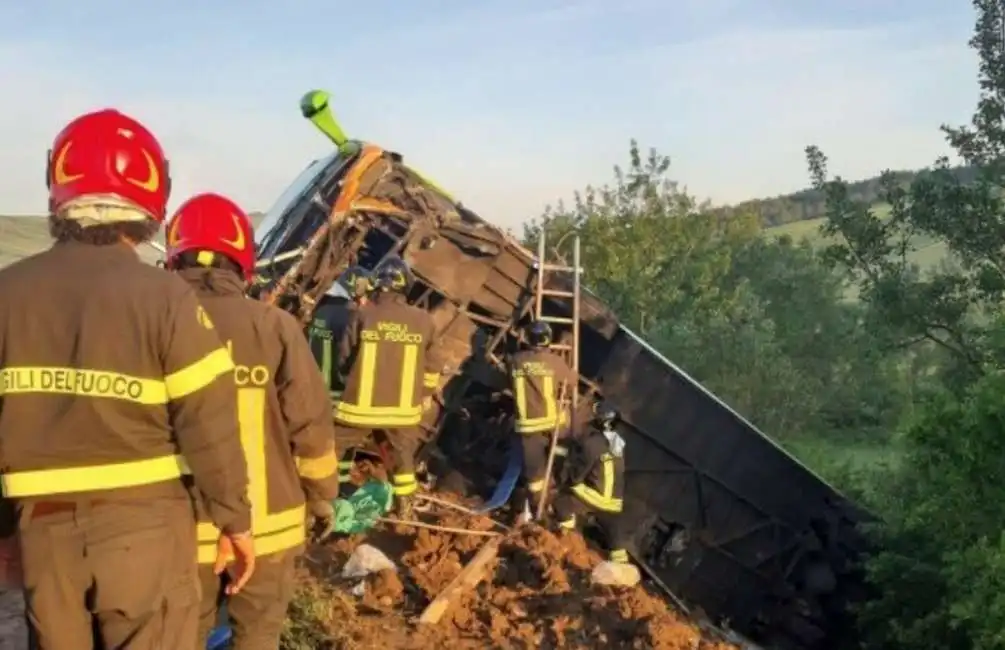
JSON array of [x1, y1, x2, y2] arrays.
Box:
[[417, 536, 502, 625]]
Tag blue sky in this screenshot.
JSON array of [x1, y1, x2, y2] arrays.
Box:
[[0, 0, 979, 228]]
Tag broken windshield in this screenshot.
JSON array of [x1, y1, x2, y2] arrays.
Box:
[[255, 150, 340, 258]]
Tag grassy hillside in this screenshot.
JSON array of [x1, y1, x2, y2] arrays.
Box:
[[0, 212, 265, 268], [0, 172, 956, 274], [762, 202, 951, 274]]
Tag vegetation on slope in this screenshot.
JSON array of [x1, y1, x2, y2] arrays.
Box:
[[524, 1, 1005, 646], [4, 2, 1004, 645]]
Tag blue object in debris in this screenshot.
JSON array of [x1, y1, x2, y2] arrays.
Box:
[[478, 442, 522, 512], [207, 625, 232, 649]]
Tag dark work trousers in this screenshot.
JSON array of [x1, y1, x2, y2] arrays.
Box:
[[196, 548, 298, 650], [552, 492, 632, 560], [373, 427, 422, 498], [520, 434, 550, 494], [332, 425, 422, 497], [18, 498, 200, 650]]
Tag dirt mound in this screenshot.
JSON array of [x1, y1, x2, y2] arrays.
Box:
[[286, 497, 738, 650]]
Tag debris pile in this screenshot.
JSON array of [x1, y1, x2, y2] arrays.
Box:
[[285, 498, 739, 650]]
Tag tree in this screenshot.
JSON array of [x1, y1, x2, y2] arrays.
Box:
[[526, 142, 908, 445], [806, 0, 1005, 384], [523, 141, 760, 337], [807, 2, 1005, 647]]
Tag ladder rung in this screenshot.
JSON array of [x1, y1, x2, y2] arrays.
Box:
[[533, 262, 581, 273], [549, 344, 573, 351], [541, 290, 576, 298], [540, 316, 575, 324]]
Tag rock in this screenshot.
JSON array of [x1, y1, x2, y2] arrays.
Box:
[[341, 544, 397, 579], [590, 561, 641, 587]]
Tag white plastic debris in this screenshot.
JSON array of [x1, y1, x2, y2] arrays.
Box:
[[590, 561, 641, 587], [340, 544, 397, 579]]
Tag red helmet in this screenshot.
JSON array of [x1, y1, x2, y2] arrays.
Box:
[[47, 109, 171, 222], [165, 193, 255, 281]]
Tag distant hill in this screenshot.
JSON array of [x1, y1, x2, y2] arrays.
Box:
[[724, 164, 978, 228], [0, 162, 974, 272], [0, 212, 266, 268]]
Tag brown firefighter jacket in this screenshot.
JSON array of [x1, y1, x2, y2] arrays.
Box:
[[0, 241, 251, 535], [559, 423, 625, 513], [307, 296, 356, 400], [177, 268, 340, 563], [508, 348, 576, 434], [334, 292, 441, 429]]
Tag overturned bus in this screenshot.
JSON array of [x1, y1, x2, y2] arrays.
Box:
[[249, 90, 873, 649]]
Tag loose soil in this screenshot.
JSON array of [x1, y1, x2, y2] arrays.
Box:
[[286, 494, 740, 650]]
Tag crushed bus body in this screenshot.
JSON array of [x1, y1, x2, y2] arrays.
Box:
[[250, 91, 873, 649]]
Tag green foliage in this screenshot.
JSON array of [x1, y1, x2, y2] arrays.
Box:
[[718, 167, 977, 228], [857, 369, 1005, 649], [805, 1, 1005, 647], [524, 142, 911, 447]]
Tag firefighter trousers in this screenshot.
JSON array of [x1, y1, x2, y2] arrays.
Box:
[[18, 498, 200, 650], [196, 548, 297, 650], [552, 493, 632, 563], [333, 425, 422, 498]]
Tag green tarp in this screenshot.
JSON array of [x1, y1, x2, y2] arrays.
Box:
[[331, 479, 394, 534]]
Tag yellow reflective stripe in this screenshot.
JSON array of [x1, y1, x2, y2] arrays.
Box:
[[571, 453, 622, 511], [196, 386, 310, 553], [334, 403, 423, 427], [239, 387, 270, 533], [423, 372, 439, 388], [571, 485, 623, 511], [335, 341, 424, 427], [295, 449, 339, 480], [197, 507, 306, 564], [394, 482, 418, 496], [0, 367, 168, 405], [512, 374, 558, 433], [559, 516, 576, 529], [542, 375, 556, 423], [514, 375, 526, 419], [1, 454, 188, 497], [358, 341, 377, 408], [0, 350, 231, 408], [399, 344, 418, 410], [338, 461, 355, 470], [601, 453, 613, 497], [517, 419, 556, 434], [528, 479, 546, 493], [164, 347, 234, 400], [392, 472, 418, 496], [554, 445, 568, 457], [197, 504, 306, 545], [610, 549, 629, 563]]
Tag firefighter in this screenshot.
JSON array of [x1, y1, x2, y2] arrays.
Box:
[[308, 265, 373, 400], [508, 320, 577, 514], [164, 192, 341, 650], [307, 265, 372, 489], [0, 109, 254, 650], [332, 255, 442, 519], [552, 400, 631, 565]]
